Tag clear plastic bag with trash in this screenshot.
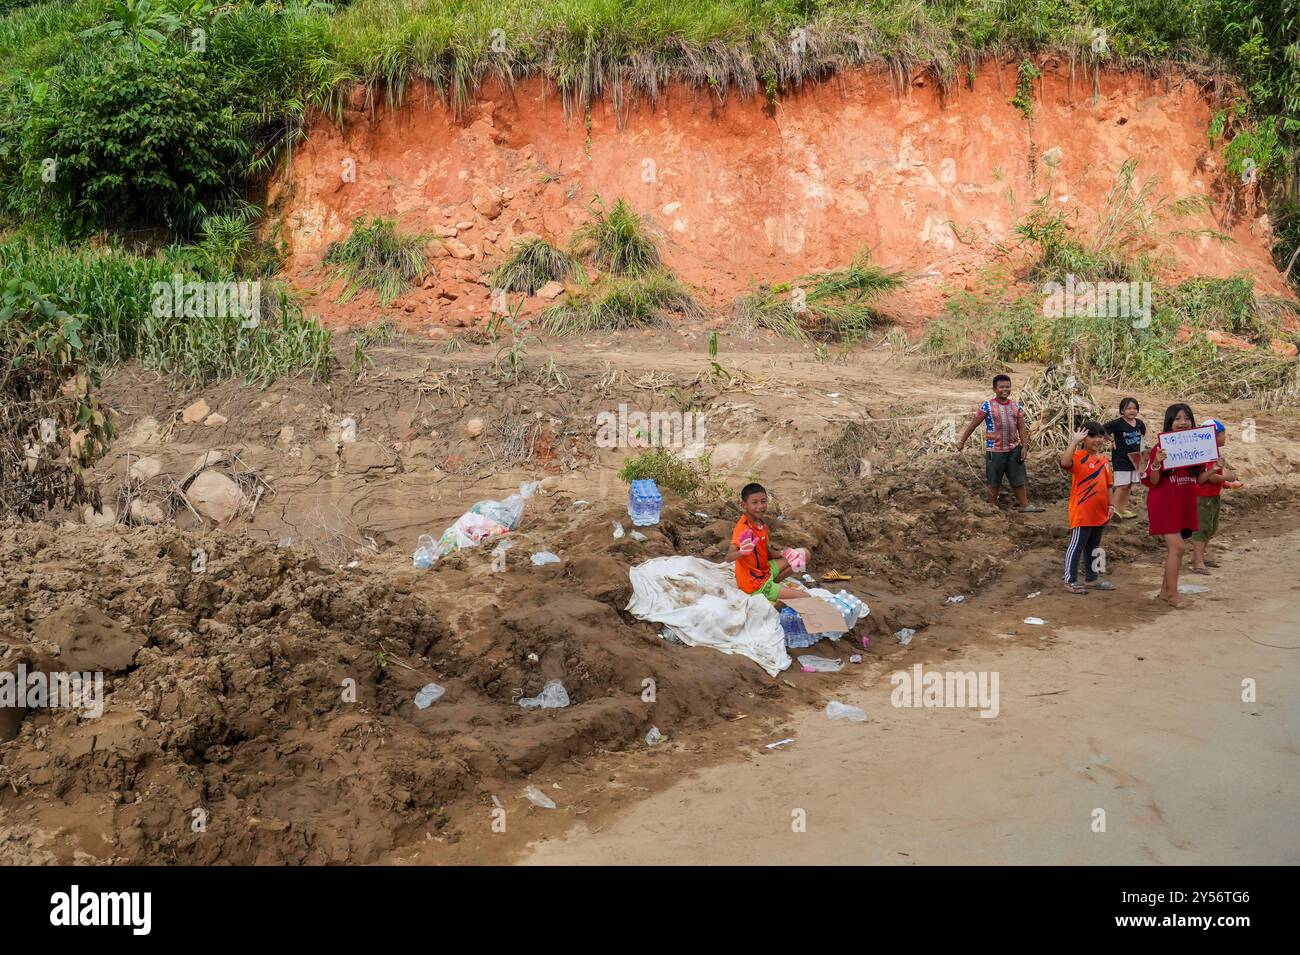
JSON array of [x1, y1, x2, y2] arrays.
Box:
[[530, 551, 562, 565], [470, 480, 540, 531], [414, 481, 540, 565], [645, 726, 666, 745], [894, 627, 916, 646], [825, 701, 867, 722], [518, 679, 570, 709]]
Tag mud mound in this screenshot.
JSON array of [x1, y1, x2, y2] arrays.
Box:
[[0, 513, 788, 863]]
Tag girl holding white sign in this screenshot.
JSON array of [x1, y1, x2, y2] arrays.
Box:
[[1141, 403, 1203, 609]]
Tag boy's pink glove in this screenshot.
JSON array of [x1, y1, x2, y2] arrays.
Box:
[[783, 547, 806, 571], [737, 530, 756, 555]]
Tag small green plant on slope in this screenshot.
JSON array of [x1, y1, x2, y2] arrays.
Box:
[[540, 272, 700, 335], [323, 216, 429, 305], [570, 195, 663, 276], [490, 237, 578, 294]]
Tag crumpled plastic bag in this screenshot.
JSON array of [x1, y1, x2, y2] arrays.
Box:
[[519, 679, 569, 710], [415, 481, 540, 564], [469, 481, 540, 531]]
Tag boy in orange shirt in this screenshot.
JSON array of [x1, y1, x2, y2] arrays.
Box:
[[1059, 422, 1118, 594], [724, 483, 806, 601]]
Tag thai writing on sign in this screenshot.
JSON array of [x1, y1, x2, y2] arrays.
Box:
[[1158, 425, 1219, 468]]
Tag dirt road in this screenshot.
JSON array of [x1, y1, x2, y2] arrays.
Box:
[[524, 530, 1300, 865]]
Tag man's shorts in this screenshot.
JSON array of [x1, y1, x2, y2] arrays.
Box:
[[754, 559, 782, 601], [986, 449, 1027, 488], [1191, 495, 1221, 542], [1113, 468, 1140, 487]]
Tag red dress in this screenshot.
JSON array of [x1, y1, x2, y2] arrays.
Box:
[[1141, 449, 1200, 536]]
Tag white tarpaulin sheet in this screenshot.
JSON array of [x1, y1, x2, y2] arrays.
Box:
[[627, 556, 791, 676]]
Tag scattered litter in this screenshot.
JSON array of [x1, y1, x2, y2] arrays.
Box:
[[765, 738, 795, 750], [645, 726, 666, 746], [849, 654, 862, 664], [1179, 583, 1211, 595], [801, 573, 816, 583], [659, 626, 685, 645], [346, 559, 359, 569], [530, 551, 562, 565], [414, 683, 445, 709], [796, 654, 844, 673], [1027, 591, 1041, 598], [945, 595, 966, 604], [894, 628, 916, 646], [572, 500, 589, 507], [827, 393, 840, 398], [729, 714, 749, 722], [491, 539, 512, 571], [518, 680, 570, 710], [414, 482, 539, 565], [693, 511, 710, 519], [412, 534, 437, 569], [630, 530, 647, 542], [612, 521, 625, 539], [1024, 616, 1047, 625], [277, 537, 293, 549], [526, 652, 539, 663], [523, 785, 556, 809], [825, 701, 867, 722], [860, 636, 871, 649]]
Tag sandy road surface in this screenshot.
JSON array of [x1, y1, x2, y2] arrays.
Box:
[[525, 531, 1300, 865]]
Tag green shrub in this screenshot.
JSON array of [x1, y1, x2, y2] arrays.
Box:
[[490, 237, 578, 294], [323, 215, 429, 305], [618, 448, 728, 503], [733, 251, 905, 342], [541, 271, 700, 335], [570, 196, 662, 277], [17, 46, 250, 237]]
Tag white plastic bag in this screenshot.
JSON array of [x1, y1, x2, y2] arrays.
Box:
[[825, 701, 867, 722], [471, 480, 540, 531], [519, 679, 569, 709]]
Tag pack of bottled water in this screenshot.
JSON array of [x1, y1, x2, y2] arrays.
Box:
[[627, 479, 663, 526]]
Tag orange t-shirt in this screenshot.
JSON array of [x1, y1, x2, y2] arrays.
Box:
[[1066, 449, 1112, 528], [731, 515, 771, 594]]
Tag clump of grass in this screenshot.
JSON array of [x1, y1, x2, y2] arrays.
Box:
[[733, 251, 905, 342], [0, 235, 332, 385], [490, 237, 578, 294], [570, 196, 662, 276], [618, 448, 729, 503], [540, 272, 700, 335], [921, 271, 1300, 403], [323, 216, 429, 305]]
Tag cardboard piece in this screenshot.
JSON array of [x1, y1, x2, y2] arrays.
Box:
[[1158, 425, 1219, 469], [781, 595, 848, 635]]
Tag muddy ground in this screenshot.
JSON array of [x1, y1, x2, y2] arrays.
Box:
[[2, 333, 1299, 864]]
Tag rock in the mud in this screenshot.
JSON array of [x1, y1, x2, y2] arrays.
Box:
[[277, 426, 296, 447], [128, 499, 166, 525], [432, 224, 458, 238], [125, 416, 162, 447], [444, 238, 474, 260], [540, 476, 560, 492], [35, 604, 146, 672], [128, 456, 162, 481], [204, 413, 228, 427], [1042, 146, 1063, 167], [181, 398, 211, 424], [185, 470, 245, 524], [466, 417, 484, 439], [81, 504, 117, 527], [428, 240, 451, 259], [536, 281, 565, 301], [472, 187, 501, 219]]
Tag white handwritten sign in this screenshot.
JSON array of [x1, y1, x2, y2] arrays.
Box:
[[1158, 425, 1219, 468]]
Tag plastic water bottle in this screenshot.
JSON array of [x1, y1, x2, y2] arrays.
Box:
[[629, 479, 661, 526], [779, 607, 815, 649]]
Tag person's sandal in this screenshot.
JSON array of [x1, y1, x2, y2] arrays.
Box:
[[1018, 504, 1045, 513], [1204, 558, 1220, 568], [1191, 567, 1212, 575], [1119, 509, 1137, 519], [1086, 580, 1115, 590], [1158, 593, 1189, 609], [1064, 582, 1088, 595]]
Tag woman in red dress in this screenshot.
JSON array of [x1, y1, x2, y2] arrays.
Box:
[[1142, 403, 1202, 608]]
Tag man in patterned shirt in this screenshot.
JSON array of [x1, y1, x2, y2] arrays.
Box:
[[956, 374, 1045, 513]]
